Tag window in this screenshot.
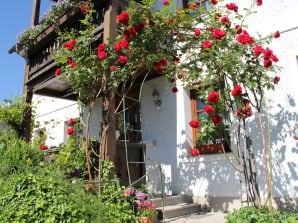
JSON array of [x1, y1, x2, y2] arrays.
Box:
[[190, 90, 231, 154]]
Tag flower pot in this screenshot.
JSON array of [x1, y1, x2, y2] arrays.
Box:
[[138, 215, 156, 223], [198, 143, 226, 155]]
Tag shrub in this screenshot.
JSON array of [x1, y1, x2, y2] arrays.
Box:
[[225, 206, 298, 223]]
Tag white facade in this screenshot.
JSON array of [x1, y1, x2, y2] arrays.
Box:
[[31, 0, 298, 212]]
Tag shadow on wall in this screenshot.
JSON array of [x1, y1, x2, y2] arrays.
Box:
[[176, 138, 241, 212], [246, 94, 298, 212]]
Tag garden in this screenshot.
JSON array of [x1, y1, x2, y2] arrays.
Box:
[[1, 0, 298, 222]]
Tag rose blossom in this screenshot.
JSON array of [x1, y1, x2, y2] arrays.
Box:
[[207, 91, 220, 103], [162, 0, 170, 5], [109, 65, 116, 71], [270, 54, 279, 63], [70, 61, 77, 68], [263, 48, 273, 59], [273, 76, 280, 84], [194, 28, 201, 37], [274, 31, 280, 38], [97, 43, 106, 52], [212, 115, 222, 125], [135, 192, 146, 200], [204, 105, 215, 115], [172, 86, 178, 93], [263, 59, 272, 68], [80, 5, 88, 14], [39, 144, 48, 151], [118, 55, 128, 64], [63, 39, 76, 51], [202, 40, 212, 49], [98, 51, 107, 60], [220, 16, 231, 28], [235, 25, 242, 34], [212, 29, 226, 40], [114, 39, 129, 52], [68, 118, 76, 126], [117, 11, 129, 26], [189, 120, 200, 128], [210, 0, 218, 5], [231, 85, 242, 97], [67, 127, 74, 135], [226, 3, 238, 12], [256, 0, 262, 6], [253, 45, 264, 56], [237, 31, 254, 44]]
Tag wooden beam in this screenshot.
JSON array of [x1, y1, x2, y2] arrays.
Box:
[[31, 0, 41, 26]]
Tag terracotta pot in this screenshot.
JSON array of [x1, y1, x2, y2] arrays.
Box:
[[138, 215, 156, 223], [198, 143, 227, 155]]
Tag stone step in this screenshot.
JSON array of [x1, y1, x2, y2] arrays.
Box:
[[151, 194, 192, 207], [156, 203, 201, 220]]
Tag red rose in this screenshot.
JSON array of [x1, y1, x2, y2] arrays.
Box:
[[54, 68, 61, 76], [172, 86, 178, 93], [263, 59, 272, 68], [270, 54, 279, 63], [80, 5, 88, 14], [68, 118, 75, 126], [210, 0, 218, 5], [256, 0, 262, 6], [202, 40, 212, 49], [128, 27, 137, 38], [189, 120, 200, 128], [263, 48, 273, 59], [212, 115, 222, 125], [207, 91, 220, 103], [226, 3, 238, 12], [118, 55, 128, 64], [162, 0, 170, 5], [110, 65, 116, 71], [63, 39, 76, 51], [220, 16, 231, 28], [253, 45, 264, 56], [70, 61, 77, 68], [98, 51, 108, 60], [97, 43, 106, 52], [67, 127, 74, 136], [273, 76, 280, 84], [235, 25, 242, 34], [117, 11, 129, 26], [212, 29, 226, 40], [114, 39, 129, 52], [39, 144, 48, 151], [194, 28, 201, 37], [204, 105, 215, 115], [237, 31, 254, 45], [231, 85, 242, 97], [67, 57, 73, 64], [173, 57, 180, 63], [155, 68, 163, 75], [191, 148, 199, 156], [274, 31, 280, 38]]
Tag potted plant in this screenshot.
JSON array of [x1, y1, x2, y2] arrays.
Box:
[[124, 188, 157, 223]]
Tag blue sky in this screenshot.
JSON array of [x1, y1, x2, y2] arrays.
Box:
[[0, 0, 52, 103]]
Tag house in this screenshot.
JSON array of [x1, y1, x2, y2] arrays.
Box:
[[10, 0, 297, 213]]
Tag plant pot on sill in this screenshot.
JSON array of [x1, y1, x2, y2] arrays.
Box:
[[138, 214, 156, 223], [198, 143, 227, 155]]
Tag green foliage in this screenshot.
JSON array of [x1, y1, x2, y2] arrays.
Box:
[[225, 206, 298, 223], [96, 161, 138, 223], [0, 97, 28, 132], [0, 130, 43, 176], [0, 169, 94, 223]]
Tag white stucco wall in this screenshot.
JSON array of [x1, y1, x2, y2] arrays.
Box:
[[32, 94, 80, 147]]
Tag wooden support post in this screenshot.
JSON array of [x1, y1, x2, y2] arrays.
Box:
[[31, 0, 41, 26]]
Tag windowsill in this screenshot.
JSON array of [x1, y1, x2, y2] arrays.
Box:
[[184, 152, 235, 164]]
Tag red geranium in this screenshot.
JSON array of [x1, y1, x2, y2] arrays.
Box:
[[204, 105, 215, 115], [67, 127, 74, 136], [54, 68, 61, 76], [211, 115, 222, 125], [212, 29, 226, 40], [117, 11, 129, 26], [231, 85, 242, 97], [207, 91, 220, 103], [189, 120, 200, 128], [191, 148, 199, 156]]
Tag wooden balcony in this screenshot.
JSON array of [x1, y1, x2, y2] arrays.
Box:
[[10, 0, 127, 100]]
